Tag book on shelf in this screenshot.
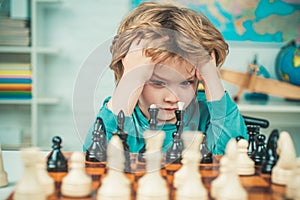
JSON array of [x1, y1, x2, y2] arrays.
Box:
[[0, 27, 30, 37], [0, 37, 30, 46], [0, 91, 32, 99], [0, 78, 32, 84], [0, 18, 30, 28], [0, 70, 32, 75], [0, 83, 32, 91], [0, 62, 31, 70]]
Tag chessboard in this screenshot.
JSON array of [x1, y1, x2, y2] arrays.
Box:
[[6, 153, 287, 200]]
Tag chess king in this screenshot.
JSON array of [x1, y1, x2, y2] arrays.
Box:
[[84, 2, 247, 155]]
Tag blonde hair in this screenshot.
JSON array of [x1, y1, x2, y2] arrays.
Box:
[[110, 2, 228, 84]]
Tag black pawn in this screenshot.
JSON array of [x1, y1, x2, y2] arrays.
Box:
[[166, 108, 184, 164], [166, 131, 182, 164], [247, 125, 260, 156], [47, 136, 68, 172], [200, 133, 213, 164], [250, 134, 267, 166], [116, 110, 131, 173], [138, 105, 159, 163], [261, 129, 279, 174], [86, 117, 107, 162]]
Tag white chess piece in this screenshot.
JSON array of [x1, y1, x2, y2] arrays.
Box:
[[212, 139, 247, 200], [137, 130, 169, 200], [36, 154, 54, 196], [14, 147, 46, 200], [61, 152, 92, 197], [286, 157, 300, 199], [236, 139, 255, 175], [0, 144, 8, 187], [272, 131, 297, 185], [173, 131, 204, 188], [176, 150, 207, 200], [97, 135, 131, 200], [211, 156, 232, 199]]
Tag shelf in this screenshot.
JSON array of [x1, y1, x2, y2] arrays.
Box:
[[0, 46, 31, 53], [237, 97, 300, 113], [35, 47, 60, 54], [0, 98, 59, 105], [36, 97, 60, 105], [0, 99, 32, 105]]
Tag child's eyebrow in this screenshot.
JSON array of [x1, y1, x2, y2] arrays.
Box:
[[151, 72, 168, 81]]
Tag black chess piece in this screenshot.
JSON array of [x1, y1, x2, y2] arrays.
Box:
[[250, 134, 267, 166], [166, 108, 184, 164], [200, 133, 213, 164], [47, 136, 68, 172], [247, 125, 260, 156], [86, 117, 107, 162], [115, 110, 131, 172], [166, 131, 182, 164], [261, 129, 279, 174], [138, 105, 159, 163], [235, 136, 245, 142]]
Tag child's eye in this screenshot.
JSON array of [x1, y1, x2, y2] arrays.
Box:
[[149, 80, 166, 87], [180, 80, 194, 86]]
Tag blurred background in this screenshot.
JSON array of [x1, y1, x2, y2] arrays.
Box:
[[0, 0, 299, 155]]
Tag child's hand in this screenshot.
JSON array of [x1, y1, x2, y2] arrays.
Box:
[[195, 53, 225, 101], [122, 38, 156, 82]]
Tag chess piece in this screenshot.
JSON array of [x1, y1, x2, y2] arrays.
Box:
[[36, 154, 55, 196], [261, 129, 279, 174], [138, 104, 159, 163], [86, 117, 107, 162], [97, 135, 131, 200], [61, 152, 92, 197], [250, 134, 266, 165], [272, 131, 297, 185], [0, 145, 8, 187], [137, 130, 168, 200], [247, 125, 260, 156], [211, 139, 247, 200], [211, 156, 231, 199], [115, 110, 131, 172], [47, 136, 68, 172], [176, 151, 207, 200], [174, 131, 204, 188], [14, 147, 46, 200], [174, 131, 207, 200], [286, 157, 300, 199], [236, 139, 255, 175], [200, 133, 213, 164], [166, 102, 185, 164]]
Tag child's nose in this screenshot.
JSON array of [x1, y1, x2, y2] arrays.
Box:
[[163, 88, 179, 103]]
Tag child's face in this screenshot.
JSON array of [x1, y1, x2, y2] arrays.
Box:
[[138, 59, 198, 124]]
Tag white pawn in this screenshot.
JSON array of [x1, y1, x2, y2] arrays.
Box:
[[61, 152, 92, 197], [14, 147, 46, 200], [36, 154, 54, 196], [286, 157, 300, 199], [137, 130, 168, 200], [272, 131, 297, 185], [176, 151, 207, 200], [236, 139, 255, 175], [211, 138, 239, 198], [0, 144, 8, 187], [212, 139, 247, 200], [97, 135, 131, 200], [173, 131, 204, 189]]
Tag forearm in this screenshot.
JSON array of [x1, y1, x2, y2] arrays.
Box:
[[108, 69, 147, 116]]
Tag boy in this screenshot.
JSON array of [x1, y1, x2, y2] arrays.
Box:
[[84, 2, 247, 154]]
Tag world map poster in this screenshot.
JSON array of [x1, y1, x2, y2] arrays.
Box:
[[131, 0, 300, 43]]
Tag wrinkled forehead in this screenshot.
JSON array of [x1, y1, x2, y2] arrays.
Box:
[[153, 57, 196, 80]]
